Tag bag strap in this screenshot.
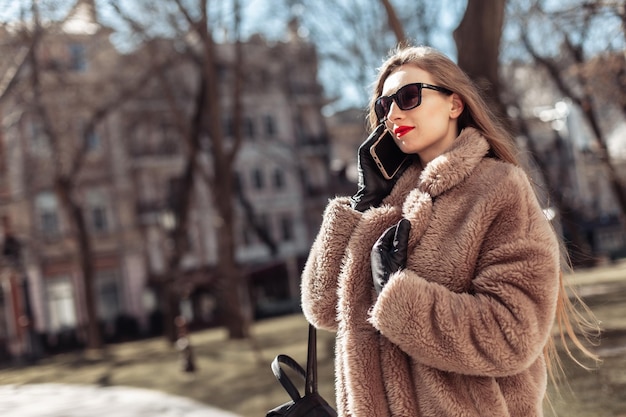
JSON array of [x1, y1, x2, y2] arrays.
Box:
[[270, 324, 319, 401], [305, 323, 318, 395], [271, 354, 306, 401]]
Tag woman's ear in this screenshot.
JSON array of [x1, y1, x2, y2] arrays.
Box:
[[450, 93, 464, 119]]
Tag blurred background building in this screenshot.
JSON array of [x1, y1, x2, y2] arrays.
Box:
[[505, 61, 626, 266], [0, 0, 332, 361]]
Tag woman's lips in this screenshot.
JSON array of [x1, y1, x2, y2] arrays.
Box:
[[394, 126, 414, 137]]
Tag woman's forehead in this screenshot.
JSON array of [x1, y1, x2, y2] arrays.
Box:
[[382, 65, 433, 95]]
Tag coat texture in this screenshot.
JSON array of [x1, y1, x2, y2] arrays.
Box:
[[301, 128, 560, 417]]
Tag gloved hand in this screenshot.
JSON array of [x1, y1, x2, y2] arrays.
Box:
[[351, 124, 406, 212], [371, 219, 411, 295]]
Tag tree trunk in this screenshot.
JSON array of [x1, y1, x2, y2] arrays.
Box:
[[158, 280, 179, 343], [55, 178, 103, 350], [215, 176, 252, 339], [454, 0, 507, 118], [207, 0, 251, 339], [379, 0, 407, 45]]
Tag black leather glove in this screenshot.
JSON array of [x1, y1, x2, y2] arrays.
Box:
[[371, 219, 411, 295], [351, 124, 403, 212]]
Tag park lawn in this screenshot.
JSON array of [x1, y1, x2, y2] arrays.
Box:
[[1, 261, 626, 417], [0, 314, 336, 417]]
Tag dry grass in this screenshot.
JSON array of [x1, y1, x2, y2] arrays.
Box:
[[1, 262, 626, 417], [0, 314, 336, 417]]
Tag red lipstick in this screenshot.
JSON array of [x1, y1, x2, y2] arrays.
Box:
[[394, 126, 414, 137]]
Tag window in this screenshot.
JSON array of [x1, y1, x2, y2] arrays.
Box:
[[84, 128, 100, 152], [279, 214, 294, 242], [223, 115, 234, 137], [29, 120, 50, 153], [35, 192, 60, 238], [258, 213, 271, 240], [96, 270, 121, 323], [167, 177, 183, 211], [68, 43, 87, 72], [41, 212, 59, 236], [242, 225, 253, 246], [92, 206, 108, 232], [46, 277, 77, 332], [264, 115, 277, 137], [252, 168, 264, 189], [217, 64, 229, 83], [244, 117, 255, 139], [273, 168, 285, 189], [235, 172, 243, 192], [159, 122, 179, 153], [86, 190, 110, 233]]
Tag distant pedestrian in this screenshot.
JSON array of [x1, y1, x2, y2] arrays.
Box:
[[301, 44, 599, 417]]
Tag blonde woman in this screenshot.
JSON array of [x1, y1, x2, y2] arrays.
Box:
[[301, 45, 597, 417]]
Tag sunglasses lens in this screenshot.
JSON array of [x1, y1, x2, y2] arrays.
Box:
[[375, 97, 391, 121], [374, 83, 424, 121], [396, 84, 421, 110]]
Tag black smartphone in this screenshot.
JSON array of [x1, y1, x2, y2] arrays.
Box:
[[369, 126, 409, 180]]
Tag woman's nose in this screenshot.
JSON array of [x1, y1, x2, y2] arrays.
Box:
[[387, 101, 404, 121]]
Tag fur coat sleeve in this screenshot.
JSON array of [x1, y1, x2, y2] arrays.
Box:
[[301, 196, 361, 331], [369, 160, 560, 377]]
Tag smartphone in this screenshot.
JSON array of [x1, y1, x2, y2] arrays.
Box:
[[369, 127, 409, 180]]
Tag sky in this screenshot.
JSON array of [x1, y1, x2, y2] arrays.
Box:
[[0, 1, 22, 20], [2, 0, 624, 136], [0, 0, 463, 112]]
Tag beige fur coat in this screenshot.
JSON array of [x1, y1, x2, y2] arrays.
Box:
[[301, 128, 560, 417]]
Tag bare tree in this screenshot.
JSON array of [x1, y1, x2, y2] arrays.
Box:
[[512, 0, 626, 227], [0, 0, 162, 351], [110, 0, 253, 339], [293, 0, 450, 111]]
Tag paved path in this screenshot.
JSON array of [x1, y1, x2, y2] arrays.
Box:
[[0, 383, 242, 417]]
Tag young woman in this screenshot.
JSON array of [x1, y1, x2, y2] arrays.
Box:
[[301, 45, 597, 417]]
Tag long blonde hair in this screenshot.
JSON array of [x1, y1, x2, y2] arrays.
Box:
[[368, 44, 600, 386]]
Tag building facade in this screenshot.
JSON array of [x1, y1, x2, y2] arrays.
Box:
[[0, 1, 332, 360], [505, 62, 626, 264]]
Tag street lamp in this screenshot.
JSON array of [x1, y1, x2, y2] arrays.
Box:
[[160, 210, 177, 232], [174, 315, 196, 373]]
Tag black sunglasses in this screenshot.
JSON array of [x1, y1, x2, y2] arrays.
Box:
[[375, 82, 453, 122]]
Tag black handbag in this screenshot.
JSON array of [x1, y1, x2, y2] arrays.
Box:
[[266, 324, 337, 417]]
